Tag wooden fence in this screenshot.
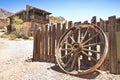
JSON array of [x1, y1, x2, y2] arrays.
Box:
[[33, 16, 120, 74], [98, 16, 120, 74], [33, 21, 73, 63]]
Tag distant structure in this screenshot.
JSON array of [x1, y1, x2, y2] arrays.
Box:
[[7, 5, 51, 36]]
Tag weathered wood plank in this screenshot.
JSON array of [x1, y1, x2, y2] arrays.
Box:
[[67, 22, 73, 62], [56, 23, 61, 44], [48, 25, 52, 62], [61, 23, 67, 63], [33, 28, 37, 61], [36, 29, 40, 60], [99, 19, 106, 70], [26, 5, 30, 21], [51, 25, 56, 62], [104, 21, 107, 32], [91, 16, 97, 24], [109, 16, 118, 74], [83, 28, 90, 67], [44, 25, 48, 61], [91, 29, 97, 66], [42, 26, 45, 60], [68, 21, 73, 28], [40, 26, 44, 60], [100, 18, 104, 30]]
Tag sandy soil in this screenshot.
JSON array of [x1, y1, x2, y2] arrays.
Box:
[[0, 31, 120, 80]]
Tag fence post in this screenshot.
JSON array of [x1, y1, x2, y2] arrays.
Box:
[[33, 28, 37, 61], [48, 25, 52, 61], [68, 21, 73, 28], [99, 19, 106, 70], [91, 16, 97, 24], [36, 29, 40, 60], [56, 23, 61, 44], [33, 27, 41, 61], [108, 16, 118, 74], [51, 24, 56, 62], [39, 26, 44, 60], [44, 25, 48, 61]]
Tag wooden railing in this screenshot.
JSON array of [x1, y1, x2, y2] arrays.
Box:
[[30, 15, 49, 22]]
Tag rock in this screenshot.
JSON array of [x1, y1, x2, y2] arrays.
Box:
[[49, 16, 67, 23]]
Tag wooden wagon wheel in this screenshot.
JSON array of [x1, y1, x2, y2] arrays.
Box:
[[55, 24, 108, 75]]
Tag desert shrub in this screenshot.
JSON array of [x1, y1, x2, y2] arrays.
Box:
[[9, 33, 17, 40], [0, 34, 8, 38], [0, 31, 30, 40], [29, 37, 33, 40], [22, 35, 29, 39], [0, 32, 9, 38], [0, 32, 17, 40], [1, 16, 31, 40], [11, 16, 24, 38]]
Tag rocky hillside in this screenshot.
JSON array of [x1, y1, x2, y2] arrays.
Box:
[[0, 8, 13, 28], [49, 16, 67, 23], [0, 8, 13, 19]]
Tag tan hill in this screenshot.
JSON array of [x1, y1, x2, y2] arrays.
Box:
[[0, 8, 13, 28], [0, 8, 13, 19]]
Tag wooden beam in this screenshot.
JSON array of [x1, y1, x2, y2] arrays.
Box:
[[26, 5, 31, 21], [108, 16, 118, 74]]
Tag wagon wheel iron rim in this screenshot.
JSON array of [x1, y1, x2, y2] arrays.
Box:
[[55, 24, 108, 75]]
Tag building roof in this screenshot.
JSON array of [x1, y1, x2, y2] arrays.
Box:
[[8, 5, 51, 18], [29, 5, 51, 15]]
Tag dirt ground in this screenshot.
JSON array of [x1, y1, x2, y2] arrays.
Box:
[[0, 31, 120, 80]]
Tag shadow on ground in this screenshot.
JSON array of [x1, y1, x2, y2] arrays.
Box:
[[50, 64, 100, 79], [27, 58, 101, 79]]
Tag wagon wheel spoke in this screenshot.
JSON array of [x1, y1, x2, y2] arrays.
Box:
[[83, 33, 99, 45], [62, 30, 73, 43], [64, 54, 74, 67], [77, 29, 81, 43], [61, 51, 73, 59], [61, 48, 72, 51], [78, 56, 81, 72], [71, 54, 78, 70], [83, 42, 104, 47], [81, 51, 97, 62], [63, 42, 72, 47], [70, 35, 76, 42], [81, 27, 89, 43], [83, 48, 100, 54]]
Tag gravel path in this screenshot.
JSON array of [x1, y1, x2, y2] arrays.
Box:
[[0, 32, 120, 80]]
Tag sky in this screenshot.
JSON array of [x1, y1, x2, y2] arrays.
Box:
[[0, 0, 120, 22]]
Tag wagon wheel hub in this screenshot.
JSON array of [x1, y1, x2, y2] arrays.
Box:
[[72, 43, 83, 53]]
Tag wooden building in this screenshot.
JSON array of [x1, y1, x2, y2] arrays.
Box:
[[7, 5, 51, 36]]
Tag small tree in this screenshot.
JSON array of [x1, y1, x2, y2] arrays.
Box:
[[12, 16, 24, 37]]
